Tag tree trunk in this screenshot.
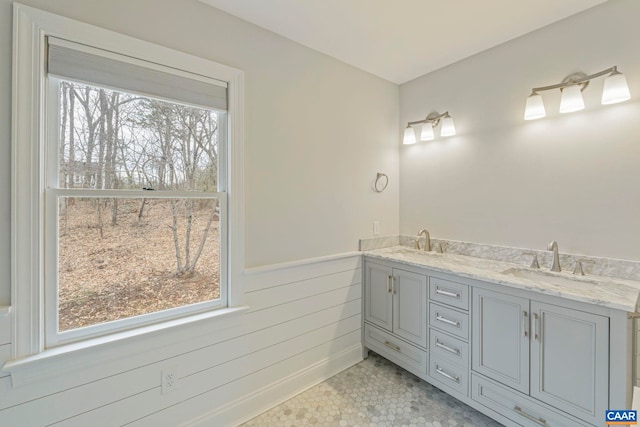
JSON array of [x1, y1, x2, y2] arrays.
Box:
[[96, 89, 108, 190], [184, 199, 193, 272], [60, 82, 68, 185], [68, 85, 76, 190], [111, 198, 118, 227], [109, 94, 119, 226], [138, 198, 147, 222], [77, 86, 97, 188], [96, 199, 104, 239], [170, 199, 183, 272], [188, 200, 217, 272], [60, 83, 69, 235]]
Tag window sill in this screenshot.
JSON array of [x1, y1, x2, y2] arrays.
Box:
[[3, 305, 249, 388]]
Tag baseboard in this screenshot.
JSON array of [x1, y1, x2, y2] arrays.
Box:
[[184, 343, 363, 427]]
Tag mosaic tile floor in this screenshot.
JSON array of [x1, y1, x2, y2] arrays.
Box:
[[241, 352, 503, 427]]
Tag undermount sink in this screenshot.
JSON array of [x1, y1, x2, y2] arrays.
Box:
[[388, 247, 443, 257], [501, 268, 599, 288]]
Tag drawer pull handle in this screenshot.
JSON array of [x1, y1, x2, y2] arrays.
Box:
[[435, 365, 460, 383], [383, 341, 401, 352], [435, 287, 460, 299], [513, 406, 547, 426], [435, 339, 460, 355], [436, 314, 460, 328]]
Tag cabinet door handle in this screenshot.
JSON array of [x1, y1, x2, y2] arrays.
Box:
[[513, 405, 547, 426], [435, 339, 460, 355], [383, 341, 401, 352], [387, 275, 392, 293], [533, 313, 540, 341], [436, 313, 460, 328], [522, 310, 528, 337], [435, 287, 460, 299], [435, 365, 460, 383], [392, 276, 396, 294]]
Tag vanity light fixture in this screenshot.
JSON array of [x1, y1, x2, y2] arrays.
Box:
[[524, 66, 631, 120], [402, 111, 456, 145]]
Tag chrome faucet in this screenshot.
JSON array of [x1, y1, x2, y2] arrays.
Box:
[[547, 240, 561, 272], [417, 229, 431, 251]]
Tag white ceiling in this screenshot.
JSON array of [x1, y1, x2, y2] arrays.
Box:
[[200, 0, 607, 84]]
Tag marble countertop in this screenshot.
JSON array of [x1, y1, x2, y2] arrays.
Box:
[[363, 246, 640, 312]]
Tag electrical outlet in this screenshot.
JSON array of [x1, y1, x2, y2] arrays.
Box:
[[161, 366, 178, 394], [373, 221, 380, 236]]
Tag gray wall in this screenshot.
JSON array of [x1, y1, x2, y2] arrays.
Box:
[[0, 0, 400, 307], [400, 0, 640, 261]]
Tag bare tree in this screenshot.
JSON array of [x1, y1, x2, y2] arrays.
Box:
[[59, 83, 69, 234], [68, 84, 76, 189], [141, 101, 219, 276], [60, 81, 220, 274], [74, 85, 101, 188]]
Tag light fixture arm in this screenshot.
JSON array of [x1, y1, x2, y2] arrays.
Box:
[[407, 111, 451, 127], [530, 66, 619, 94]]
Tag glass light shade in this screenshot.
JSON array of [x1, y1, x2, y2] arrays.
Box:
[[559, 85, 585, 113], [439, 116, 456, 137], [524, 93, 546, 120], [420, 123, 435, 141], [601, 72, 631, 105], [403, 126, 416, 145]]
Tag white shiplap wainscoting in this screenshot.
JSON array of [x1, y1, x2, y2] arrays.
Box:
[[0, 254, 363, 426], [0, 307, 11, 380]]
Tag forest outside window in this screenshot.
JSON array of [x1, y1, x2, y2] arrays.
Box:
[[44, 37, 229, 346]]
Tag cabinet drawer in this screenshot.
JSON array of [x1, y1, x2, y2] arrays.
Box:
[[364, 323, 427, 379], [430, 277, 469, 310], [429, 355, 469, 397], [471, 374, 586, 427], [429, 328, 469, 367], [429, 303, 469, 340]]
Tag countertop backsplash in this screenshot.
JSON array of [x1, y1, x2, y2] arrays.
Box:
[[360, 235, 640, 283]]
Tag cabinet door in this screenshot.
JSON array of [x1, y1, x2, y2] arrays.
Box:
[[530, 302, 608, 425], [392, 268, 427, 347], [364, 262, 393, 332], [472, 288, 529, 394]]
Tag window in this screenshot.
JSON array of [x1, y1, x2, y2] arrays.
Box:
[[46, 38, 229, 345], [12, 5, 244, 358]]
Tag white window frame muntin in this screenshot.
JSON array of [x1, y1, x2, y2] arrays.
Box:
[[12, 3, 245, 359]]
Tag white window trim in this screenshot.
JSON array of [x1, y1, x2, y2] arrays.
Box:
[[10, 3, 246, 367]]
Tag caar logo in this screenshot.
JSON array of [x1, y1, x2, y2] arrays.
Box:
[[606, 410, 638, 425]]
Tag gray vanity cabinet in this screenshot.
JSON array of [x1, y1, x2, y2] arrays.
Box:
[[364, 262, 394, 332], [364, 261, 427, 348], [472, 289, 530, 394], [472, 288, 609, 426], [529, 301, 608, 425]]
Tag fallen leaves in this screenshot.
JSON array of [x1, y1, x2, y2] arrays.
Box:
[[58, 198, 220, 331]]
